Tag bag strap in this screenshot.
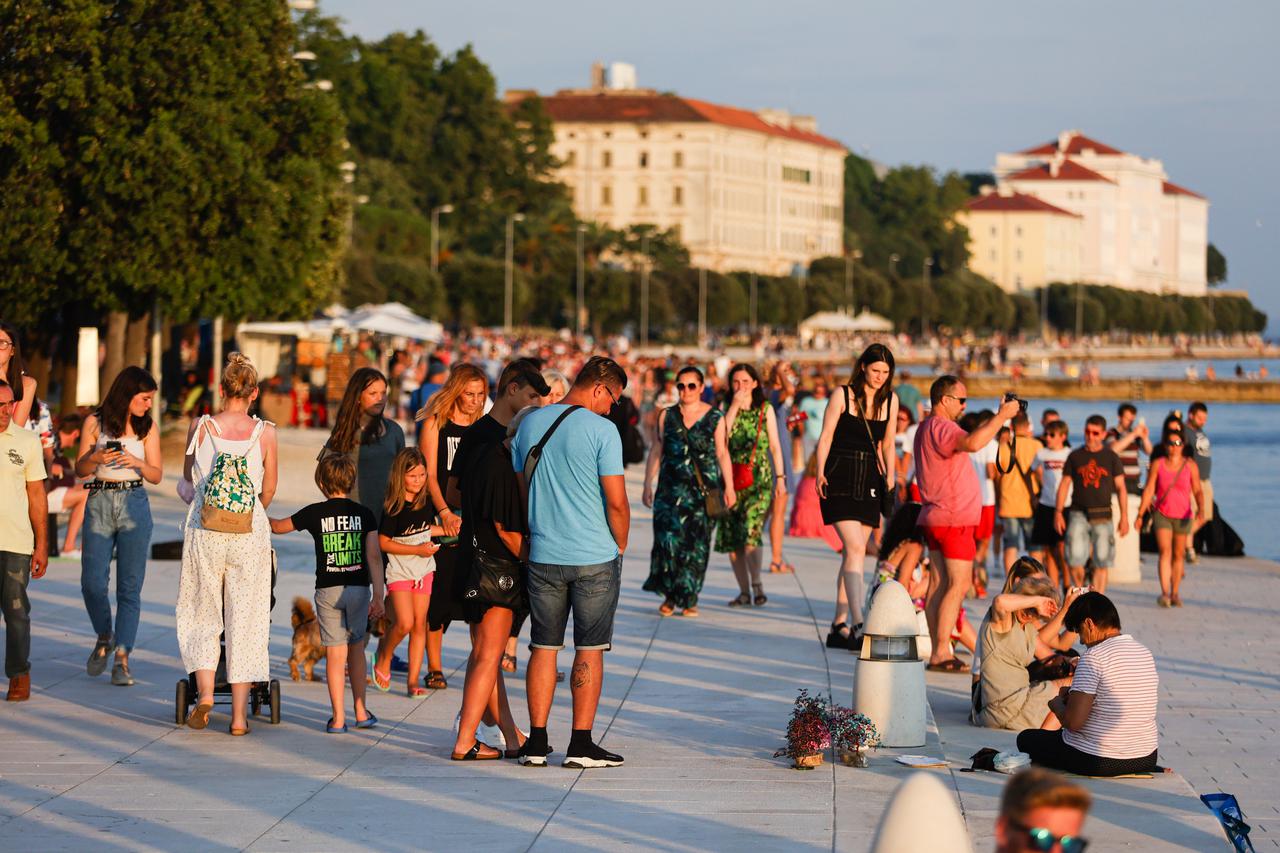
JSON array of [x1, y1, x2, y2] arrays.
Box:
[[853, 393, 888, 481], [1150, 458, 1178, 514], [524, 405, 582, 487], [672, 406, 713, 496], [1002, 443, 1038, 499]]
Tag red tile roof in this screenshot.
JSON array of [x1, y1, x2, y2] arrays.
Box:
[[1020, 133, 1124, 156], [1162, 180, 1205, 199], [965, 192, 1080, 217], [1006, 159, 1114, 183], [529, 92, 845, 150]]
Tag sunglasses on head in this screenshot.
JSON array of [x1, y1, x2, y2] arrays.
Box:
[[676, 382, 700, 391], [1008, 820, 1088, 853]]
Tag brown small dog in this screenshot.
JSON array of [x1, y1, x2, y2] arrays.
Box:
[[288, 595, 390, 681]]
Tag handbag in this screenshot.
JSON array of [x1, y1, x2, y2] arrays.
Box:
[[731, 407, 765, 491], [469, 542, 525, 609], [854, 392, 896, 518], [671, 407, 726, 518]]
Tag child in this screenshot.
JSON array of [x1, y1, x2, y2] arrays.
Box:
[[370, 448, 441, 696], [1030, 420, 1072, 590], [270, 454, 384, 733]]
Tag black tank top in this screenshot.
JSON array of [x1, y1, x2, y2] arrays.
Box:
[[437, 419, 469, 509], [831, 385, 887, 454]]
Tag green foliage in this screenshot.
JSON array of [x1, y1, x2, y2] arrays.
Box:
[[1039, 283, 1265, 335], [1206, 242, 1227, 286]]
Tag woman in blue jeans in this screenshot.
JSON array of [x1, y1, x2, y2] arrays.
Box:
[[75, 367, 162, 686]]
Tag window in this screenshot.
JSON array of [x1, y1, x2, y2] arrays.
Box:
[[782, 166, 812, 184], [638, 186, 649, 207], [1015, 226, 1023, 238], [990, 226, 997, 236], [673, 151, 684, 168], [602, 150, 612, 168], [1015, 249, 1023, 261], [990, 250, 996, 261], [673, 186, 684, 206], [639, 151, 648, 168], [601, 185, 612, 206], [564, 150, 576, 166]]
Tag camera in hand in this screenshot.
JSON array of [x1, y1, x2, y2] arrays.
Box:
[[1002, 392, 1028, 415]]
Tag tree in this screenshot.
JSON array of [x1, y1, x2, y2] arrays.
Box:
[[1207, 243, 1227, 286]]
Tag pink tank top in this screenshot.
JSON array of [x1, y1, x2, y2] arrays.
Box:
[[1154, 460, 1192, 520]]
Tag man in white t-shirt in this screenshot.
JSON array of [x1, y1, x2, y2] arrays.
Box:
[[964, 411, 999, 594], [1030, 420, 1071, 590], [1016, 592, 1158, 776]]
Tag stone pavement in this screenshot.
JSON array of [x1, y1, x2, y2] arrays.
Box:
[[0, 440, 1264, 850]]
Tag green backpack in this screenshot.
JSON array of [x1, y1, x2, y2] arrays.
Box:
[[195, 418, 266, 533]]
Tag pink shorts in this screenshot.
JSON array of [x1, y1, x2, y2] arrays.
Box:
[[923, 524, 978, 561], [386, 574, 434, 596]]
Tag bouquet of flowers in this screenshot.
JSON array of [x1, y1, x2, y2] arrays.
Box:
[[774, 689, 831, 764], [827, 703, 880, 758]]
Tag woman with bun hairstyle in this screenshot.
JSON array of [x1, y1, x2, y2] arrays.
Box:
[[0, 321, 38, 428], [176, 353, 279, 734], [75, 366, 163, 686]]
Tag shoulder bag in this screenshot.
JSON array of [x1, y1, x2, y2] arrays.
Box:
[[855, 393, 896, 519], [730, 407, 765, 492], [672, 407, 726, 518]]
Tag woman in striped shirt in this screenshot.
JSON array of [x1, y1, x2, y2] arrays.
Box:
[[1016, 592, 1159, 776]]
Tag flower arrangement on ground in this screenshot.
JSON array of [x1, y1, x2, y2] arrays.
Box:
[[774, 689, 830, 768], [827, 704, 880, 767]]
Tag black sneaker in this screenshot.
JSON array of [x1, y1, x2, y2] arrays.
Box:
[[563, 741, 624, 769], [517, 740, 553, 767]]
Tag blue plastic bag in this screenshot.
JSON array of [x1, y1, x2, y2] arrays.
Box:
[[1201, 793, 1254, 852]]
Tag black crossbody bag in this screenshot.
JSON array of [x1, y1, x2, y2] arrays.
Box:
[[467, 406, 582, 609]]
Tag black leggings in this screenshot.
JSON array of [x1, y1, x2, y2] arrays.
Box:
[[1017, 729, 1157, 776]]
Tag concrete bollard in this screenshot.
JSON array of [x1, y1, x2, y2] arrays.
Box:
[[1111, 493, 1142, 583], [854, 580, 927, 748], [870, 772, 972, 853]]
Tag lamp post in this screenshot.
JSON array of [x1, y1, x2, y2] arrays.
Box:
[[1074, 281, 1084, 343], [846, 249, 862, 314], [576, 225, 587, 340], [430, 203, 453, 274], [921, 257, 933, 339], [1040, 284, 1050, 343], [889, 253, 900, 280], [639, 230, 650, 349], [698, 267, 707, 349], [504, 213, 525, 333], [749, 271, 758, 334]]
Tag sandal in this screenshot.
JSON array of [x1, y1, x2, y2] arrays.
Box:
[[1171, 594, 1183, 608], [658, 601, 676, 617], [355, 713, 378, 729], [87, 636, 114, 678], [826, 622, 851, 649], [186, 700, 213, 730], [369, 652, 391, 693], [681, 606, 699, 618], [407, 685, 428, 697], [326, 718, 348, 734], [769, 560, 794, 574], [728, 592, 752, 608], [451, 740, 500, 761], [229, 723, 250, 736], [752, 583, 767, 607], [424, 671, 448, 690], [1157, 595, 1170, 608], [500, 653, 518, 673], [926, 658, 970, 674]]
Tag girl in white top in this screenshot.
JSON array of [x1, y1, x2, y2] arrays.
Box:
[[75, 367, 163, 687], [176, 353, 278, 736]]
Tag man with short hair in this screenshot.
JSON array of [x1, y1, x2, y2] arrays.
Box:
[[1017, 592, 1158, 777], [915, 375, 1021, 672], [996, 413, 1043, 572], [1037, 409, 1061, 445], [0, 380, 49, 702], [1185, 401, 1212, 558], [995, 768, 1092, 853], [1105, 403, 1152, 495], [513, 356, 630, 768], [1054, 415, 1127, 594]]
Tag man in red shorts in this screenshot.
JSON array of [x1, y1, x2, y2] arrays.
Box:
[[914, 376, 1021, 672]]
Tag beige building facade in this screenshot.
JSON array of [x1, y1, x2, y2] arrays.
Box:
[[988, 130, 1208, 295], [958, 189, 1083, 292], [507, 66, 846, 275]]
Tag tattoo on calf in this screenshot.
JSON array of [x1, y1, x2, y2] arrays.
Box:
[[571, 661, 590, 689]]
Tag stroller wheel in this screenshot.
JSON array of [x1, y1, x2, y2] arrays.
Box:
[[250, 688, 262, 717], [269, 679, 281, 725], [175, 679, 190, 726]]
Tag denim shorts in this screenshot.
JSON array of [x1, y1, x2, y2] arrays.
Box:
[[1065, 510, 1115, 569], [314, 585, 372, 647], [1001, 516, 1035, 552], [527, 555, 622, 651]]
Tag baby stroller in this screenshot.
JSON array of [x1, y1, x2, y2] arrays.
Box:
[[174, 550, 282, 725]]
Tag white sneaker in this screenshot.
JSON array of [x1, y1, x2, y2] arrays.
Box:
[[58, 549, 81, 560], [478, 722, 506, 748]]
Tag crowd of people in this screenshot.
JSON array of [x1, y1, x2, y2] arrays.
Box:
[[0, 316, 1219, 788]]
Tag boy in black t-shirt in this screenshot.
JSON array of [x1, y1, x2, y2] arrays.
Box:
[[271, 455, 385, 733], [1053, 415, 1128, 595]]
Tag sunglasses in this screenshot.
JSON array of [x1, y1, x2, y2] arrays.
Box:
[[600, 384, 619, 406], [1085, 429, 1105, 437], [676, 382, 701, 391], [1168, 439, 1183, 447], [946, 394, 967, 405], [1008, 819, 1088, 853]]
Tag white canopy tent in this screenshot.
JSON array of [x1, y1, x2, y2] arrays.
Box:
[[798, 310, 894, 348]]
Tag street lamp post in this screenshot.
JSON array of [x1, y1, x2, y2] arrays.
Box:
[[846, 249, 862, 314], [639, 231, 650, 349], [576, 225, 587, 340], [698, 267, 707, 349], [749, 272, 758, 333], [504, 213, 525, 333], [889, 253, 900, 280], [1074, 281, 1084, 342], [922, 257, 933, 338], [430, 204, 453, 274], [1040, 284, 1050, 343]]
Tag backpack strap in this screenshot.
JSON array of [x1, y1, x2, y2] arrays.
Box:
[[239, 418, 269, 458], [523, 405, 583, 487]]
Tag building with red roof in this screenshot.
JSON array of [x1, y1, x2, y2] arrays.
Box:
[[957, 189, 1084, 292], [506, 62, 846, 276]]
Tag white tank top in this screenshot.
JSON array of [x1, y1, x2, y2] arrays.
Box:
[[190, 417, 267, 492], [94, 432, 145, 482]]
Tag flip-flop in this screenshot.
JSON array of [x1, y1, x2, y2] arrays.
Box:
[[769, 561, 794, 574], [658, 601, 676, 616], [186, 700, 213, 730], [326, 718, 348, 734], [451, 740, 500, 761], [681, 606, 699, 618], [369, 652, 391, 693], [407, 685, 428, 697], [355, 713, 378, 729], [229, 724, 250, 736], [500, 653, 518, 673], [926, 658, 970, 674]]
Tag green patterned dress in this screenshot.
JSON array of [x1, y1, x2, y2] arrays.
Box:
[[715, 405, 774, 553], [644, 407, 723, 609]]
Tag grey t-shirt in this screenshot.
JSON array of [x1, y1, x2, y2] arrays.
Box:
[[1186, 424, 1211, 481], [322, 418, 405, 523]]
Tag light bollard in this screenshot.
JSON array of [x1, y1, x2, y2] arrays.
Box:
[[1110, 493, 1142, 583], [854, 580, 927, 747], [870, 772, 973, 853]]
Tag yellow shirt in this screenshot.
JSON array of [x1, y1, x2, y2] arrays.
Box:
[[996, 436, 1043, 518], [0, 422, 46, 554]]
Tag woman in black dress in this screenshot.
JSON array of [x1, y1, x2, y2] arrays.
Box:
[[815, 344, 899, 649], [416, 363, 489, 689]]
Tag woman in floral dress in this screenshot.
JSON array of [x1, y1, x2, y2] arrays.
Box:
[[716, 364, 788, 607], [642, 367, 736, 617]]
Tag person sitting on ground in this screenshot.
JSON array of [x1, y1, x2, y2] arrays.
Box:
[[975, 577, 1077, 731], [995, 767, 1091, 853], [1016, 592, 1159, 777]]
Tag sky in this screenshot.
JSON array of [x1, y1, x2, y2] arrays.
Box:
[[319, 0, 1279, 333]]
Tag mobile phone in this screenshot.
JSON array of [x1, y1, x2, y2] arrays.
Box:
[[436, 535, 459, 546], [105, 440, 122, 454]]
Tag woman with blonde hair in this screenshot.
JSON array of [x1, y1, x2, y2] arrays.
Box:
[[540, 369, 569, 406], [176, 353, 279, 734], [415, 363, 488, 690]]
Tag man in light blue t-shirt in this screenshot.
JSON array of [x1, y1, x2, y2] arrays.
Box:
[[511, 356, 630, 770]]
